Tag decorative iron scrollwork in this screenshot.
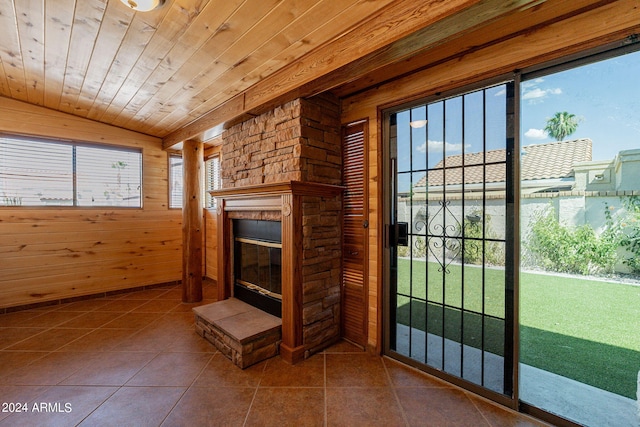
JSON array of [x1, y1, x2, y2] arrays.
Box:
[[426, 200, 462, 273]]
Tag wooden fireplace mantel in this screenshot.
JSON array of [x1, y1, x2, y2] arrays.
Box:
[[210, 180, 343, 365], [210, 180, 344, 200]]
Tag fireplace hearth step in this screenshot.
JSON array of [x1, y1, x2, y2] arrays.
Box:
[[193, 298, 282, 369]]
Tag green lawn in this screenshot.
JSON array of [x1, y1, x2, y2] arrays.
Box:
[[395, 258, 640, 398]]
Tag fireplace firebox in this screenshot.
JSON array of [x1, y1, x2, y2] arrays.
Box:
[[233, 219, 282, 317], [212, 181, 343, 364]]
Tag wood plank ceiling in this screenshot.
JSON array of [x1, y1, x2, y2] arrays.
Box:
[[0, 0, 549, 148]]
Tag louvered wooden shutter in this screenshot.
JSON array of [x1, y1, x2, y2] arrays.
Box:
[[342, 120, 368, 347]]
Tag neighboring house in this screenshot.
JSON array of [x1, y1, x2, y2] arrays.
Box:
[[412, 138, 593, 197], [574, 147, 640, 192], [403, 140, 640, 274]]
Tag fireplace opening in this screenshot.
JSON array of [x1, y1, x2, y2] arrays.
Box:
[[233, 219, 282, 317]]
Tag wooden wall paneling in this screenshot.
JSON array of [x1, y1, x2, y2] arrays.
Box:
[[0, 207, 180, 223], [0, 224, 181, 307], [0, 97, 159, 148], [0, 98, 181, 310], [0, 223, 180, 248], [0, 266, 181, 307], [0, 231, 181, 256], [204, 209, 218, 279], [339, 0, 640, 352], [368, 117, 382, 354], [1, 251, 181, 283], [0, 226, 180, 248]]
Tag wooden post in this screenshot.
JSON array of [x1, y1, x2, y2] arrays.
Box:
[[182, 139, 204, 303], [279, 192, 305, 364], [216, 198, 231, 301]]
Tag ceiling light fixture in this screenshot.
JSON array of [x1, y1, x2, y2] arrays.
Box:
[[409, 119, 428, 129], [120, 0, 165, 12]]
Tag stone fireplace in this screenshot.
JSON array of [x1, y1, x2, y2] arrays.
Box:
[[210, 94, 343, 364]]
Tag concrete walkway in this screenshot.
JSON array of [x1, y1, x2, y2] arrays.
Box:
[[395, 324, 639, 426]]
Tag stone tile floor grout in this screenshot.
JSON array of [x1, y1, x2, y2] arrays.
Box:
[[0, 282, 548, 427], [382, 355, 411, 427]]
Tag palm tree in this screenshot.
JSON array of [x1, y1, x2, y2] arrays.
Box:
[[544, 111, 580, 141]]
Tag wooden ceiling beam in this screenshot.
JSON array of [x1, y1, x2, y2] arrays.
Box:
[[332, 0, 621, 98], [162, 0, 544, 149], [162, 94, 245, 147]]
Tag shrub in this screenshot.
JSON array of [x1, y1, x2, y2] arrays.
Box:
[[396, 236, 427, 258], [459, 211, 504, 266], [618, 196, 640, 274], [524, 204, 618, 275]]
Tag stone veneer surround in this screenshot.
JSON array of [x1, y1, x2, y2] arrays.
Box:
[[221, 95, 341, 187], [212, 94, 343, 363]]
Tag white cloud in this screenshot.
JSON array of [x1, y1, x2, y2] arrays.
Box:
[[522, 85, 562, 103], [525, 128, 547, 140], [416, 140, 464, 153], [522, 88, 547, 100], [494, 88, 506, 97]]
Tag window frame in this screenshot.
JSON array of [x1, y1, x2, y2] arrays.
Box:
[[168, 152, 221, 210], [168, 153, 183, 209], [0, 133, 143, 209], [205, 153, 221, 209]]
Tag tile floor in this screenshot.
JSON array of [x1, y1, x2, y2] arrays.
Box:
[[0, 282, 548, 426]]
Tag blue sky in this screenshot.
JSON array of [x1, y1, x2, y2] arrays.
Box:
[[521, 49, 640, 160], [396, 84, 507, 174], [394, 48, 639, 193]]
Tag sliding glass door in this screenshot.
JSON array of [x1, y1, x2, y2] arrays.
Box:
[[385, 81, 516, 403], [518, 48, 640, 427], [384, 46, 640, 425]]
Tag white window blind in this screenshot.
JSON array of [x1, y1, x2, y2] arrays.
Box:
[[169, 155, 183, 209], [205, 155, 221, 208], [76, 145, 142, 207], [168, 154, 219, 209], [0, 135, 142, 207]]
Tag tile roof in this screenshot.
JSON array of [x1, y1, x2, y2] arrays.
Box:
[[414, 138, 592, 187]]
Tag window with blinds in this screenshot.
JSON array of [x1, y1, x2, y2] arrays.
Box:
[[205, 155, 221, 208], [0, 135, 142, 207], [169, 155, 183, 209], [168, 154, 220, 209]]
